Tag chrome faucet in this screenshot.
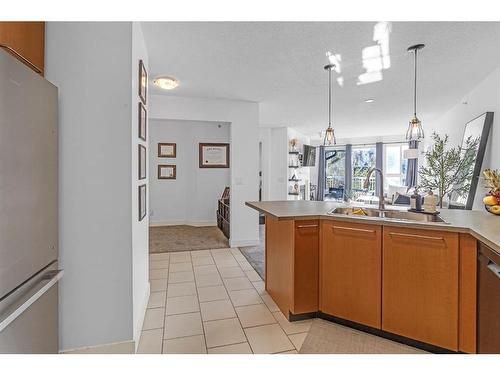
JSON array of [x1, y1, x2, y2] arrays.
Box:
[[364, 167, 385, 211]]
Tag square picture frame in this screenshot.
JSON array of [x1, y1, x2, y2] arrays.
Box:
[[138, 144, 146, 180], [138, 184, 146, 221], [158, 164, 177, 180], [138, 102, 147, 141], [138, 59, 147, 105], [158, 143, 177, 158], [199, 143, 230, 168]]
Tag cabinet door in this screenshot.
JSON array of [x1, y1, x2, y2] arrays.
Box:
[[382, 227, 459, 351], [320, 220, 382, 328], [0, 22, 45, 74], [293, 220, 319, 314]]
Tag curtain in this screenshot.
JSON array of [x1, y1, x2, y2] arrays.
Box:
[[316, 146, 326, 201], [405, 140, 419, 188], [375, 142, 383, 197], [344, 144, 352, 201]]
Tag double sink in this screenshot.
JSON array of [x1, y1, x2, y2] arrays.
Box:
[[328, 207, 446, 223]]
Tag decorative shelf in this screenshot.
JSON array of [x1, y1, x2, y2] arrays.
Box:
[[288, 151, 300, 154], [288, 192, 299, 196], [288, 179, 300, 182], [288, 165, 300, 168]]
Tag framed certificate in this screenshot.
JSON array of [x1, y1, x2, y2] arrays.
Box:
[[158, 143, 176, 158], [199, 143, 230, 168], [158, 164, 176, 180]]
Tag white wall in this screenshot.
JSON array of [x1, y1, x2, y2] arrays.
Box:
[[130, 22, 150, 350], [259, 127, 288, 201], [426, 66, 500, 209], [149, 119, 230, 226], [149, 95, 259, 247], [46, 22, 143, 351]]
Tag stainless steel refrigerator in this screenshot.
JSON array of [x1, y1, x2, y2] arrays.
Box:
[[0, 49, 61, 353]]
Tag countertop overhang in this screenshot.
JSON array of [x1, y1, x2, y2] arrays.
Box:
[[246, 200, 500, 255]]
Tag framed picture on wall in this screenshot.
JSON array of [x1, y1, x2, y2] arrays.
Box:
[[138, 102, 147, 141], [158, 143, 177, 158], [199, 143, 230, 168], [158, 165, 176, 180], [138, 184, 146, 221], [138, 59, 147, 105], [138, 144, 146, 180]]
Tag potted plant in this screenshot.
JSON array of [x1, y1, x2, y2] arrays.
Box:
[[418, 132, 479, 208], [483, 169, 500, 215]]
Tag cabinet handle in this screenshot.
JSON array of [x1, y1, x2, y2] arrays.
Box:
[[388, 232, 444, 242], [332, 225, 375, 234], [297, 224, 318, 228], [0, 44, 43, 74]]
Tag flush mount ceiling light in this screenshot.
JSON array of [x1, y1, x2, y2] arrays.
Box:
[[406, 44, 425, 141], [153, 76, 179, 90], [323, 63, 336, 146]]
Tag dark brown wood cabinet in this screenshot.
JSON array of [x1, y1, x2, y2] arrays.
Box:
[[320, 220, 382, 328], [382, 226, 459, 351], [0, 22, 45, 75]]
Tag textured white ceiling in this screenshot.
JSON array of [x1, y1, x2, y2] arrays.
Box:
[[141, 21, 500, 139]]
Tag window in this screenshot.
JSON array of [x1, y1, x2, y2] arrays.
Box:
[[324, 148, 346, 201], [383, 143, 409, 191], [352, 146, 376, 195]]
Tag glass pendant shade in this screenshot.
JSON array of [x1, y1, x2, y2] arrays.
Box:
[[324, 125, 335, 146], [406, 116, 424, 141]]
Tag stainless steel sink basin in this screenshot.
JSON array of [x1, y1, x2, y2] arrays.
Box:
[[328, 207, 446, 223]]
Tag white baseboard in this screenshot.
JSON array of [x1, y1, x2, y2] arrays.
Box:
[[150, 220, 217, 227], [133, 281, 150, 353], [230, 238, 260, 247], [61, 340, 135, 354]]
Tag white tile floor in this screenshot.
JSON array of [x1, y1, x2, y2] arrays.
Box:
[[138, 248, 313, 354]]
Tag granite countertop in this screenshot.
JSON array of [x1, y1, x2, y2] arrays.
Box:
[[246, 200, 500, 254]]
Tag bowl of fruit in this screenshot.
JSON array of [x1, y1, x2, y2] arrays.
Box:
[[483, 169, 500, 215]]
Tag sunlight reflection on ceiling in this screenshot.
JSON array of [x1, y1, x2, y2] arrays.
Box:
[[357, 21, 392, 85]]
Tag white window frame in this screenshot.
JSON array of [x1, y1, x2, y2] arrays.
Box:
[[383, 142, 409, 192]]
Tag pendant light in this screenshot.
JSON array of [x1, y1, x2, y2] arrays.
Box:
[[323, 63, 336, 145], [406, 44, 425, 141]]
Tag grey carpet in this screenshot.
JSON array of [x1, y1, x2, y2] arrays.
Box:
[[300, 319, 427, 354], [239, 224, 265, 279], [149, 225, 229, 253]]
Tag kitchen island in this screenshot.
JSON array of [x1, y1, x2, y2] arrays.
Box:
[[246, 200, 500, 354]]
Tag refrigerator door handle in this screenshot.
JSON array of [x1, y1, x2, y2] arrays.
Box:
[[0, 270, 63, 333]]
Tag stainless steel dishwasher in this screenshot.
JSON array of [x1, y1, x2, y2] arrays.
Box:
[[477, 242, 500, 354]]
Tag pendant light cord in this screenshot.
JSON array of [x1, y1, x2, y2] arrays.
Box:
[[413, 49, 417, 117], [328, 67, 332, 126]]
